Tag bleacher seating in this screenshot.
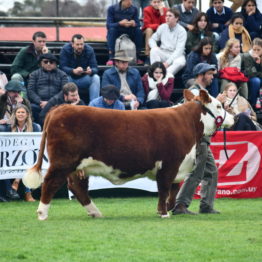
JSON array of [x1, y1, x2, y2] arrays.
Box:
[[0, 40, 186, 103]]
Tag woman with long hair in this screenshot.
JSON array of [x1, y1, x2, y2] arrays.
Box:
[[217, 82, 258, 130], [218, 13, 251, 52], [217, 38, 248, 98], [8, 104, 41, 202], [142, 61, 174, 108], [186, 12, 217, 54], [241, 0, 262, 40], [183, 37, 219, 96]]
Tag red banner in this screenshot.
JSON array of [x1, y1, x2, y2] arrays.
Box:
[[194, 131, 262, 198]]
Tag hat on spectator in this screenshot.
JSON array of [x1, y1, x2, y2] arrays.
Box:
[[101, 85, 120, 100], [5, 80, 25, 92], [193, 63, 216, 77], [39, 53, 58, 64], [113, 50, 132, 62]]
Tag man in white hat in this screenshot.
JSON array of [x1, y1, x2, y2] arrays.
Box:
[[102, 50, 145, 110]]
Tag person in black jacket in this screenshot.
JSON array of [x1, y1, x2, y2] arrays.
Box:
[[27, 53, 68, 123], [39, 82, 85, 126]]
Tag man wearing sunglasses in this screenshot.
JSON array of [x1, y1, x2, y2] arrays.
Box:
[[27, 53, 68, 123]]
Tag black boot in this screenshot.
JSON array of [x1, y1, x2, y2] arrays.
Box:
[[172, 203, 197, 215], [0, 196, 8, 202], [6, 188, 20, 200]]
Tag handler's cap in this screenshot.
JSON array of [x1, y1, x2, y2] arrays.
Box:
[[113, 50, 132, 62], [5, 80, 25, 92], [38, 53, 58, 64], [193, 63, 216, 77], [101, 85, 120, 100]]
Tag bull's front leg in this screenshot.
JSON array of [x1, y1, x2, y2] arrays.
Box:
[[156, 170, 174, 218], [167, 183, 180, 211]]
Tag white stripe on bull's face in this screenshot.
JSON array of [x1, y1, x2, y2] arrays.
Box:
[[76, 157, 162, 184], [201, 96, 234, 136]]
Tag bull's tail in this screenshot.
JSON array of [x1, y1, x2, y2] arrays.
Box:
[[22, 115, 49, 189]]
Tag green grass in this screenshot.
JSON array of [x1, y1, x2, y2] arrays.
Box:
[[0, 197, 261, 262]]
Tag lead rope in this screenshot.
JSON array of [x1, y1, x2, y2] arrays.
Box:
[[223, 127, 229, 160], [223, 87, 242, 160]]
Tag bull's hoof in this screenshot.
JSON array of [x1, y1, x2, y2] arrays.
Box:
[[160, 213, 170, 218], [89, 211, 103, 218], [37, 211, 48, 221]]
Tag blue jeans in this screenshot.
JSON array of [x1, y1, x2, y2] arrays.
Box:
[[132, 0, 150, 16], [107, 27, 143, 59], [69, 74, 100, 102], [248, 77, 262, 106], [31, 103, 41, 124]]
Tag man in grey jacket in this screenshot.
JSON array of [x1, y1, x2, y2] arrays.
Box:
[[27, 53, 68, 123], [172, 63, 220, 215]]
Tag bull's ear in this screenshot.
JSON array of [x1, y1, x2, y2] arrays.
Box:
[[199, 90, 211, 104], [183, 89, 195, 101]]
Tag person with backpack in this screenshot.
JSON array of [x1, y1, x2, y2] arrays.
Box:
[[106, 0, 144, 66]]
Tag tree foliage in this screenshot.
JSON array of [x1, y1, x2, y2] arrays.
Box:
[[8, 0, 107, 17]]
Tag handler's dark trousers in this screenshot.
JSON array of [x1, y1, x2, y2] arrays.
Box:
[[175, 139, 218, 210]]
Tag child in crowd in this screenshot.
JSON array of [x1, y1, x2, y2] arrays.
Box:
[[217, 82, 258, 130]]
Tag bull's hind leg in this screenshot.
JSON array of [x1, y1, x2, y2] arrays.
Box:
[[67, 173, 102, 218], [37, 168, 68, 220], [167, 183, 180, 211]]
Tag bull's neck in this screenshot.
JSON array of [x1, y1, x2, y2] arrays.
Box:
[[187, 101, 204, 142]]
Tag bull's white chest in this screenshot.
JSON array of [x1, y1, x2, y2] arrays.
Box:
[[77, 157, 162, 184]]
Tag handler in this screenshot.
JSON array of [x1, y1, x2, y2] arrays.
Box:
[[172, 63, 220, 215]]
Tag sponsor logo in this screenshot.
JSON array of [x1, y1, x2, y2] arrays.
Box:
[[210, 141, 260, 186]]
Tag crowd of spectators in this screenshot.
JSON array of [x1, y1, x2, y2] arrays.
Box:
[[1, 0, 262, 203]]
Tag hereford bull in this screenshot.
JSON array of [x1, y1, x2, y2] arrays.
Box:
[[23, 89, 234, 220]]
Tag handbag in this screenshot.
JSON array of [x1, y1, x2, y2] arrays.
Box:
[[219, 67, 248, 82]]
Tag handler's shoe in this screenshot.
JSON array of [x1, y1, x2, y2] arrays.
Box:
[[172, 203, 197, 215], [199, 207, 220, 214]]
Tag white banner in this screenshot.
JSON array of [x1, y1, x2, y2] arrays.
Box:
[[0, 132, 49, 179], [0, 133, 157, 192]]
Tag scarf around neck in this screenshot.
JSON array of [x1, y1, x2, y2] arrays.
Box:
[[228, 24, 251, 52]]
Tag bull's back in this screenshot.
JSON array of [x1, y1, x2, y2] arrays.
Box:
[[45, 104, 201, 172]]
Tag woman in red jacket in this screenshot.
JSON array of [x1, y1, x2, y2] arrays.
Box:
[[142, 0, 168, 62], [142, 61, 174, 108]]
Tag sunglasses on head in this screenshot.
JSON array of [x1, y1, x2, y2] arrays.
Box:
[[42, 59, 55, 64]]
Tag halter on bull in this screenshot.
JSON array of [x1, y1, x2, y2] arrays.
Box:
[[23, 89, 234, 220]]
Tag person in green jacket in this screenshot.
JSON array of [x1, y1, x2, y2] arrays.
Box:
[[11, 31, 49, 84], [241, 37, 262, 108]]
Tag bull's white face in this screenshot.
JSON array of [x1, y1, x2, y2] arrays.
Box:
[[201, 95, 234, 136]]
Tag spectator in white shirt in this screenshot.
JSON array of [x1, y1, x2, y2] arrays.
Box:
[[149, 8, 187, 76]]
